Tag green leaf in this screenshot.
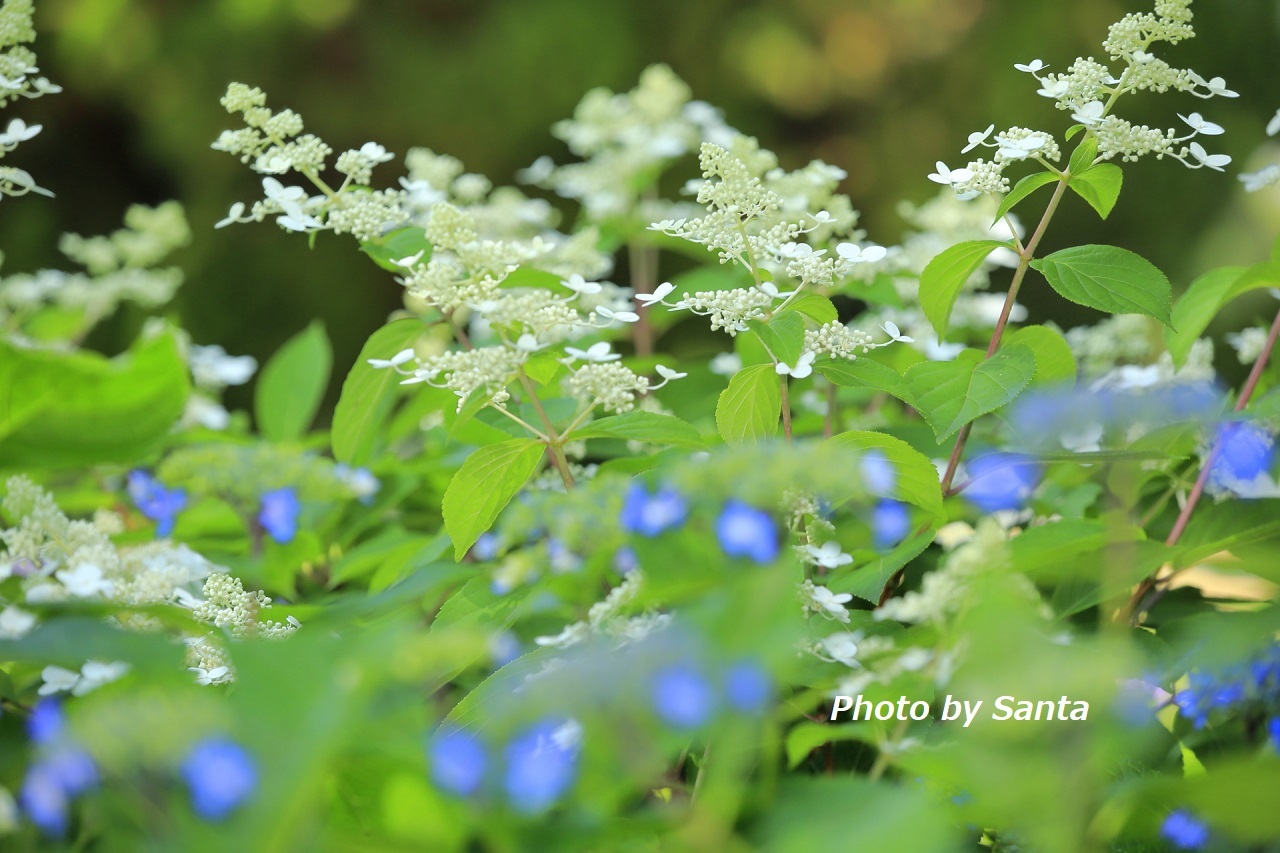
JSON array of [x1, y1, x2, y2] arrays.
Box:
[[1067, 135, 1099, 176], [994, 171, 1058, 223], [0, 332, 189, 467], [779, 293, 838, 325], [332, 318, 424, 465], [715, 363, 781, 445], [255, 321, 332, 442], [827, 430, 945, 521], [905, 344, 1036, 441], [785, 721, 877, 768], [748, 311, 805, 367], [498, 266, 563, 290], [1031, 245, 1173, 326], [1005, 325, 1077, 384], [442, 438, 545, 559], [815, 359, 913, 405], [919, 240, 1009, 338], [569, 411, 704, 448], [1068, 163, 1123, 219], [1165, 262, 1278, 367], [359, 226, 432, 273]]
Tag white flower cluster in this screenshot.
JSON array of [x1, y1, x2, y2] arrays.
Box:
[[0, 203, 190, 346], [0, 0, 59, 202], [0, 477, 296, 690], [566, 362, 650, 414], [398, 345, 522, 412], [1239, 109, 1280, 192], [933, 0, 1235, 199], [799, 578, 853, 624], [534, 570, 670, 649], [522, 64, 736, 222], [647, 139, 882, 336]]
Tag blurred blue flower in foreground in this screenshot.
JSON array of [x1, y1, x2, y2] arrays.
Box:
[[872, 499, 911, 549], [1173, 643, 1280, 729], [651, 662, 715, 728], [1160, 810, 1209, 849], [504, 718, 581, 813], [181, 738, 258, 820], [961, 454, 1039, 513], [1206, 420, 1274, 492], [258, 487, 300, 543], [429, 729, 488, 797], [860, 451, 896, 496], [19, 699, 97, 836], [619, 483, 688, 537], [723, 661, 772, 714], [127, 470, 187, 537], [715, 501, 778, 563]]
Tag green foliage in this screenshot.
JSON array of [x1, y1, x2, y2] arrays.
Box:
[[1165, 262, 1280, 367], [919, 240, 1012, 338], [569, 411, 704, 448], [333, 318, 425, 464], [1031, 245, 1173, 325], [715, 363, 781, 445], [0, 331, 189, 467], [441, 438, 546, 559], [905, 344, 1037, 440], [254, 321, 333, 442]]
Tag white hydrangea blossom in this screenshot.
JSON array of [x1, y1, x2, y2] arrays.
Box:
[[0, 0, 59, 202], [0, 477, 298, 688], [1226, 326, 1268, 364], [534, 571, 670, 649], [523, 64, 737, 223], [0, 203, 190, 346], [566, 362, 650, 414], [939, 0, 1232, 201]]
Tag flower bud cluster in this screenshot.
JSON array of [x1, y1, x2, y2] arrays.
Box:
[[0, 0, 60, 200], [804, 321, 875, 360], [567, 362, 650, 414]]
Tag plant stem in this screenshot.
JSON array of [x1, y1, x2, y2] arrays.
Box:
[[516, 366, 575, 489], [780, 377, 793, 441], [629, 237, 658, 358], [823, 382, 838, 438], [940, 176, 1071, 494], [486, 404, 549, 442]]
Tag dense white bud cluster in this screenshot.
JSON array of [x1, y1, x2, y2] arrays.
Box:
[[804, 321, 875, 360], [399, 346, 522, 412], [566, 362, 649, 414]]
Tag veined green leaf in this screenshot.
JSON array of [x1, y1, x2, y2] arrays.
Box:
[[1006, 325, 1077, 384], [994, 171, 1058, 223], [1031, 245, 1173, 326], [715, 364, 781, 445], [569, 411, 704, 448], [905, 344, 1036, 440], [442, 438, 546, 559], [919, 240, 1010, 338], [816, 359, 913, 405], [827, 430, 945, 521], [1069, 163, 1123, 219]]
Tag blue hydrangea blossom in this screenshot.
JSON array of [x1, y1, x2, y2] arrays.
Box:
[[258, 487, 300, 544], [715, 501, 778, 563], [181, 738, 258, 821]]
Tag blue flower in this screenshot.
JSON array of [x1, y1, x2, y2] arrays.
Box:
[[613, 545, 639, 575], [961, 453, 1039, 513], [715, 501, 778, 563], [503, 718, 581, 813], [619, 483, 688, 537], [871, 499, 911, 549], [181, 738, 258, 821], [1160, 810, 1209, 850], [20, 762, 69, 836], [860, 451, 896, 496], [258, 487, 300, 544], [42, 745, 97, 797], [27, 699, 64, 745], [1269, 717, 1280, 753], [428, 729, 487, 796], [651, 662, 715, 728], [723, 661, 772, 714], [472, 533, 501, 561], [127, 470, 187, 537], [1208, 420, 1274, 488]]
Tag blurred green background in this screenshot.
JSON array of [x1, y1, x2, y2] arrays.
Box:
[[9, 0, 1280, 408]]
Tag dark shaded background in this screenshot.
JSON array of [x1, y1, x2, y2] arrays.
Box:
[[9, 0, 1280, 408]]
